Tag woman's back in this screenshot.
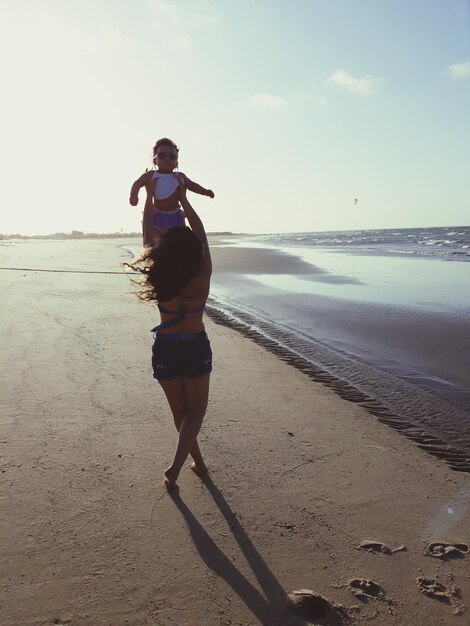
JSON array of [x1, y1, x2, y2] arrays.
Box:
[[157, 282, 209, 334]]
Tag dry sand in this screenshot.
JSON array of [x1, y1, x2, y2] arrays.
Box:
[[1, 239, 469, 626]]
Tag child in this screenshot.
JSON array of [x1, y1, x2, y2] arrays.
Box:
[[129, 137, 214, 246]]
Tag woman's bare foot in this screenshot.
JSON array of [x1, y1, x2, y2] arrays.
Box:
[[190, 461, 208, 477], [164, 468, 179, 490]]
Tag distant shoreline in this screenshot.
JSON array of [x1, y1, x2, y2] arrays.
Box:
[[2, 225, 469, 241], [0, 231, 235, 240]]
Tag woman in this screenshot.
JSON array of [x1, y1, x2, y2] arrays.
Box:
[[130, 181, 212, 489]]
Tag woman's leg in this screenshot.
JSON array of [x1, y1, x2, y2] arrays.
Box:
[[142, 190, 155, 247], [164, 374, 210, 488], [158, 378, 207, 472]]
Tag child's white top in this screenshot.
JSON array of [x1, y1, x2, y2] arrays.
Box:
[[151, 172, 181, 200]]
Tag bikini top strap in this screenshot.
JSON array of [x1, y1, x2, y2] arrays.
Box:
[[157, 303, 206, 315], [187, 303, 206, 314], [151, 303, 206, 334], [151, 316, 184, 333], [157, 304, 179, 314]]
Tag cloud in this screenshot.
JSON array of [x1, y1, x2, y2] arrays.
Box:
[[96, 24, 136, 49], [327, 69, 383, 96], [0, 9, 135, 60], [186, 0, 218, 24], [148, 0, 217, 26], [448, 61, 470, 79], [294, 91, 328, 106], [165, 35, 191, 48], [186, 131, 213, 149], [249, 93, 287, 108], [148, 0, 180, 25]]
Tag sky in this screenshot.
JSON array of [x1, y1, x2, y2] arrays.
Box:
[[0, 0, 469, 235]]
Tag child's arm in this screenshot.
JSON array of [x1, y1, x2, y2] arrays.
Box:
[[129, 171, 153, 206], [180, 173, 214, 199]]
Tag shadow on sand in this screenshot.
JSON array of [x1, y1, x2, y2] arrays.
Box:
[[168, 475, 311, 626]]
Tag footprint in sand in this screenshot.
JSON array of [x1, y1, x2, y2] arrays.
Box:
[[287, 589, 348, 624], [416, 573, 464, 614], [355, 540, 392, 555], [423, 541, 469, 559], [348, 578, 385, 601], [355, 540, 407, 555]]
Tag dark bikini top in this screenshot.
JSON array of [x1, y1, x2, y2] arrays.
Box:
[[151, 302, 206, 333]]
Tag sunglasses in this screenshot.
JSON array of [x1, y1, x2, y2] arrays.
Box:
[[155, 151, 178, 161]]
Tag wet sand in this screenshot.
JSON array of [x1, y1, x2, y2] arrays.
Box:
[[208, 240, 470, 450], [1, 239, 469, 625]]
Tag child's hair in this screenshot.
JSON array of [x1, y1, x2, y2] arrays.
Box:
[[152, 137, 179, 157], [126, 226, 203, 303]]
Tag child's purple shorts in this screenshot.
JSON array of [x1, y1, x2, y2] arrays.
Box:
[[153, 208, 185, 233]]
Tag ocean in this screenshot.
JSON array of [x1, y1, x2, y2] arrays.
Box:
[[207, 226, 470, 458], [240, 225, 470, 261]]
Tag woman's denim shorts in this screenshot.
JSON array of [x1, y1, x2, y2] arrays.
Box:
[[151, 332, 212, 381]]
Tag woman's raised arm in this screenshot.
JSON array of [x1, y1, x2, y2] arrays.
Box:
[[178, 179, 212, 273]]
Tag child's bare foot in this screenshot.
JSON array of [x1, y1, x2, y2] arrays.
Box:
[[164, 468, 179, 490], [190, 462, 208, 477]]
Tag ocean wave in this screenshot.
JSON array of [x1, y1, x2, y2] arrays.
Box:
[[247, 226, 470, 260]]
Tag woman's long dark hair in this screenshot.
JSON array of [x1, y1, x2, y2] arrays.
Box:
[[126, 226, 204, 303]]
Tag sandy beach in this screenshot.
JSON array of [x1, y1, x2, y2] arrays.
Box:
[[1, 239, 469, 626]]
